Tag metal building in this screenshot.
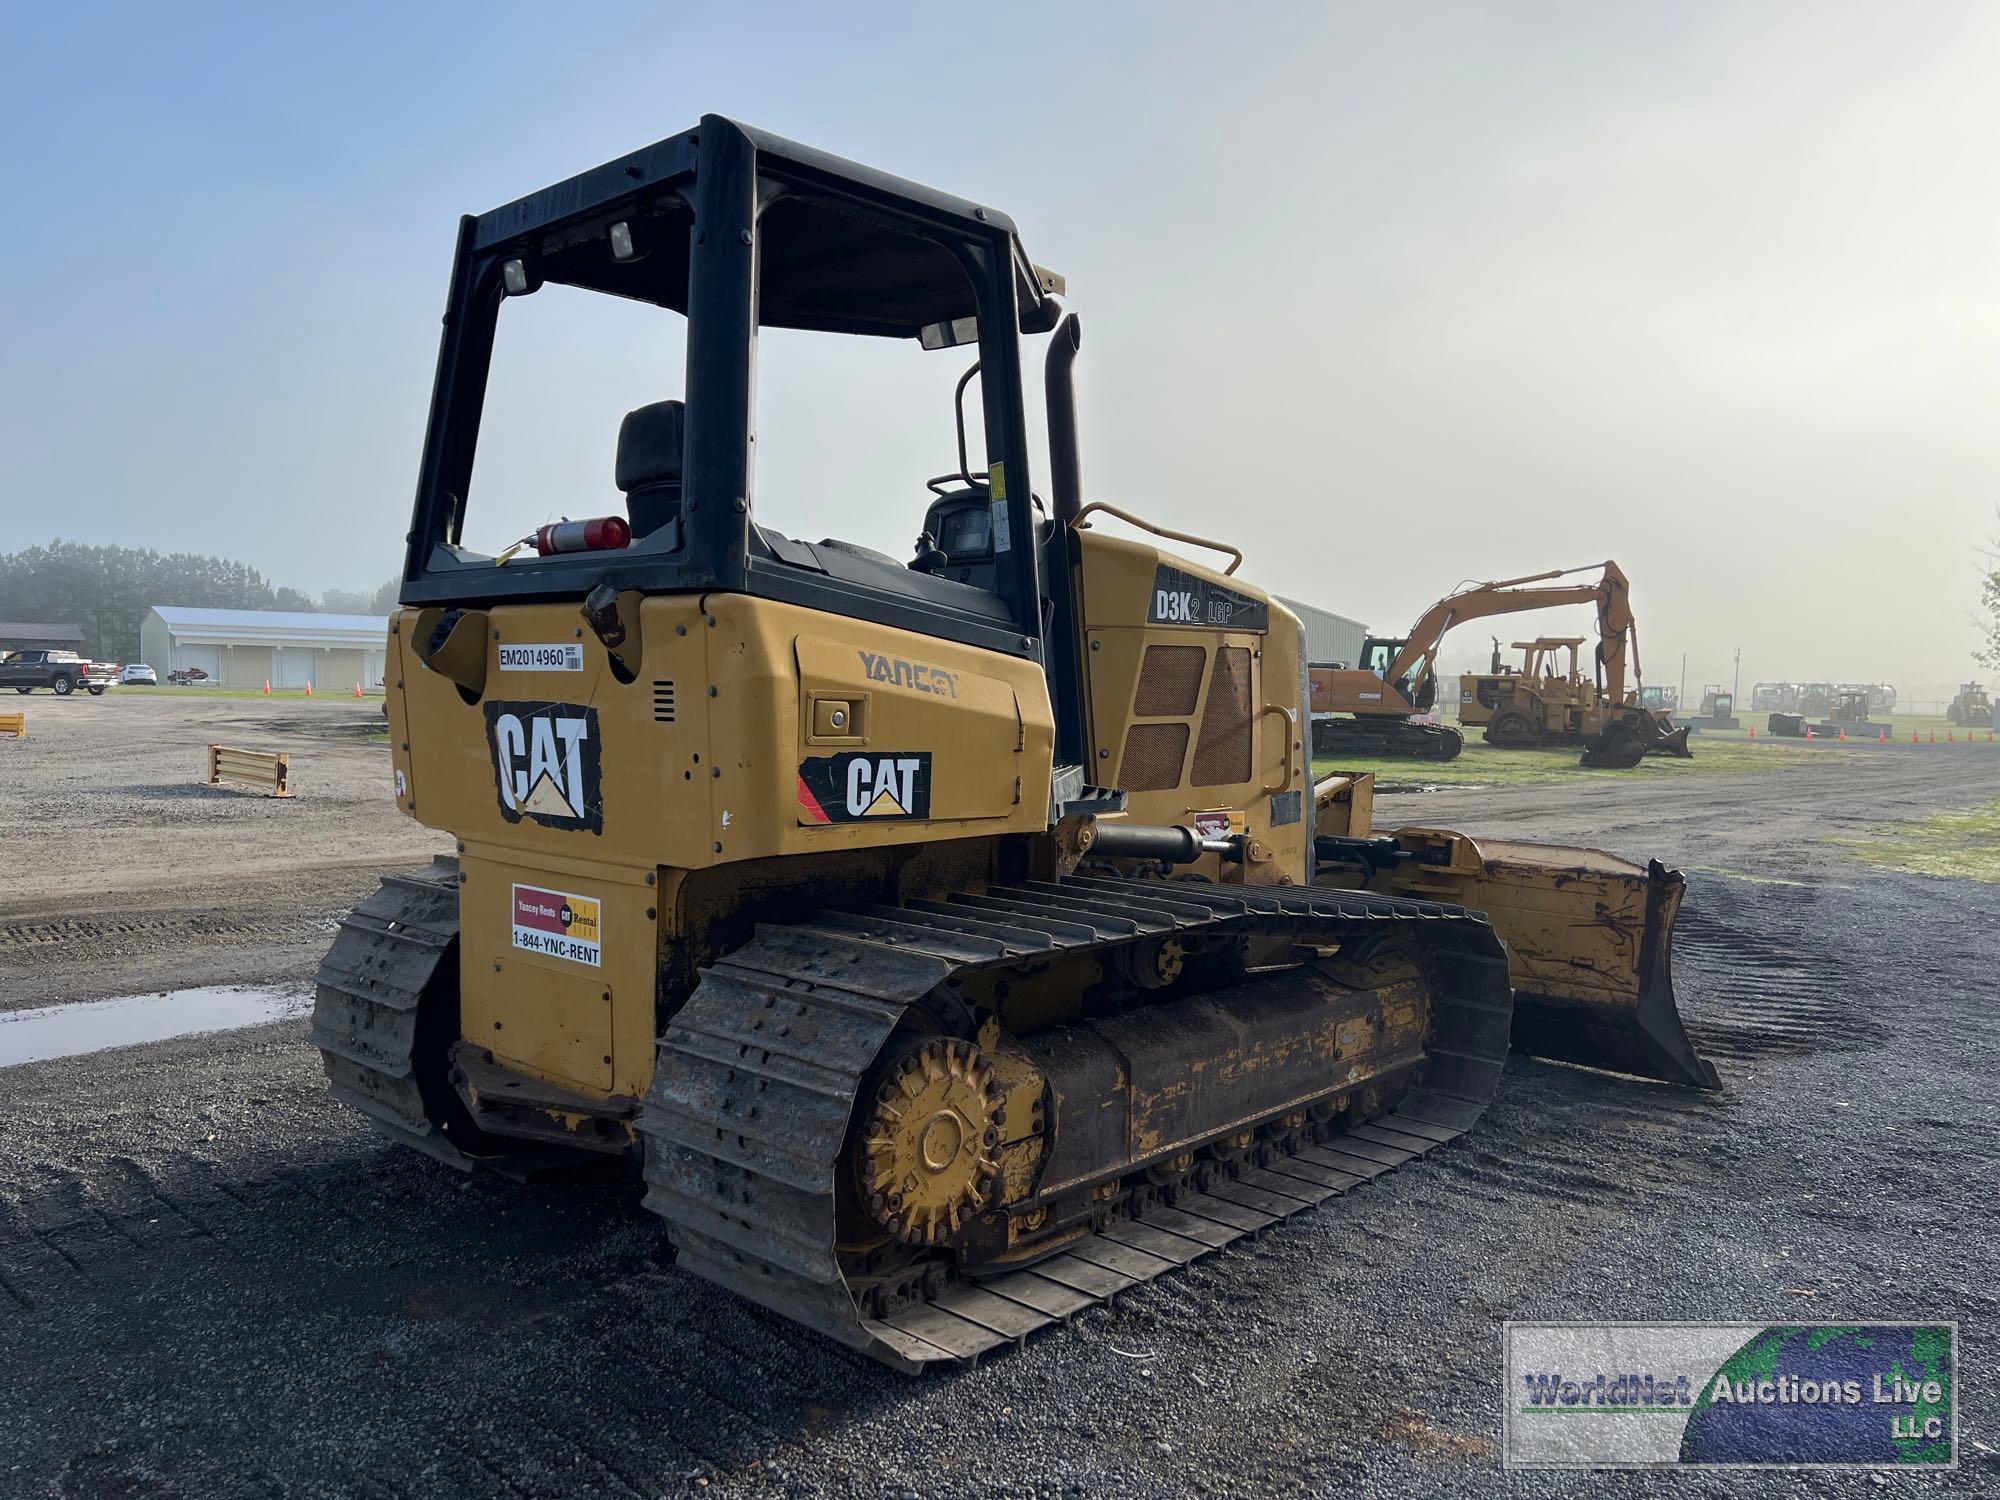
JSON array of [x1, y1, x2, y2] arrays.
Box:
[[1276, 596, 1368, 669], [0, 621, 87, 654], [138, 607, 389, 690]]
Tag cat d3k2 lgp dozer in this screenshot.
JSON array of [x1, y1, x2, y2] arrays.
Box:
[[312, 117, 1718, 1373]]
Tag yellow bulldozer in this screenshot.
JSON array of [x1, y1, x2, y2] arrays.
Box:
[[1460, 623, 1692, 768], [313, 117, 1716, 1372]]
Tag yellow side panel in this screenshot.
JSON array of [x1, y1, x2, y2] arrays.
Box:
[[703, 597, 1055, 860], [457, 852, 658, 1095], [1073, 528, 1308, 881]]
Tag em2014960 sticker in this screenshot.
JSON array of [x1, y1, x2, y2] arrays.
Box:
[[798, 751, 933, 824], [510, 883, 602, 967], [497, 643, 584, 671]]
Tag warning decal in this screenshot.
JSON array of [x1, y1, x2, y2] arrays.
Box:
[[798, 751, 933, 824], [510, 883, 602, 967]]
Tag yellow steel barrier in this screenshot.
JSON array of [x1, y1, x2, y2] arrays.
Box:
[[208, 744, 292, 797], [0, 711, 24, 738]]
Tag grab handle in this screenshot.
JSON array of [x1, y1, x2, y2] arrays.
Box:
[[1259, 703, 1297, 795], [1073, 502, 1244, 576]]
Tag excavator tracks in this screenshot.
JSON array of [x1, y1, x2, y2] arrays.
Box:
[[639, 876, 1513, 1372], [1310, 718, 1465, 762]]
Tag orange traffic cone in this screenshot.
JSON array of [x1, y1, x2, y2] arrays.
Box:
[[1749, 727, 1756, 740], [1839, 728, 1847, 742], [352, 682, 362, 698], [1878, 729, 1886, 743], [305, 681, 313, 698], [1928, 729, 1935, 743], [262, 679, 270, 695], [1948, 730, 1956, 743], [1805, 727, 1814, 739], [1912, 731, 1919, 744]]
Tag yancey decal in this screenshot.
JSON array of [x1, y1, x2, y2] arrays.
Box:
[[1193, 810, 1236, 838], [498, 642, 584, 672], [1147, 564, 1271, 632], [858, 650, 959, 697], [484, 700, 604, 834], [510, 883, 602, 967], [798, 751, 933, 824]]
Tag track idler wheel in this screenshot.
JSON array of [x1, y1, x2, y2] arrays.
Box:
[[861, 1038, 1003, 1246]]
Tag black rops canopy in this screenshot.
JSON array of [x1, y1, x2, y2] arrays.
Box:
[[471, 117, 1060, 339]]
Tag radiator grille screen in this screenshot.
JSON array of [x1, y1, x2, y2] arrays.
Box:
[[1132, 644, 1207, 717], [1118, 722, 1190, 791], [652, 681, 676, 723], [1191, 646, 1253, 787]]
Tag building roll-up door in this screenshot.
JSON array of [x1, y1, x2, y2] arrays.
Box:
[[276, 648, 316, 689], [175, 644, 222, 679]]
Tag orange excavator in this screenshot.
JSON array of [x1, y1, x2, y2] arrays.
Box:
[[1308, 561, 1680, 765]]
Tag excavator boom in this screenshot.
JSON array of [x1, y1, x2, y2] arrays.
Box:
[[1308, 560, 1654, 762]]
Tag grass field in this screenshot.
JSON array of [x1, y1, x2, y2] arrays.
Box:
[[1684, 710, 1992, 744], [1314, 733, 1815, 788], [1831, 797, 2000, 883]]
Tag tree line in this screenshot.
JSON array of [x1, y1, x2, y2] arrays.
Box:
[[0, 540, 397, 661]]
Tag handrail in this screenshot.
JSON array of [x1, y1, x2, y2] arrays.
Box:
[[1072, 502, 1244, 576], [1259, 703, 1297, 795]]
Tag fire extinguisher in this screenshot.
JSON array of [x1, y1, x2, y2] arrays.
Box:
[[532, 516, 632, 555]]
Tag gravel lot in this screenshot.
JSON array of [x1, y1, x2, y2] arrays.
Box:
[[1, 696, 1995, 1497], [0, 692, 445, 1011]]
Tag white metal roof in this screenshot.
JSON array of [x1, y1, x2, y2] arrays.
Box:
[[148, 606, 389, 648], [1276, 596, 1368, 632]]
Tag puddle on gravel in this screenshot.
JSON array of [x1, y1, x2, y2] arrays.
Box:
[[0, 986, 311, 1068]]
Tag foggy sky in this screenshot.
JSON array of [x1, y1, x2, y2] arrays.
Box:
[[2, 2, 1994, 700]]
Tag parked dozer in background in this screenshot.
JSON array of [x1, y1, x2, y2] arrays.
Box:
[[1306, 561, 1657, 765], [1946, 683, 1992, 727], [313, 118, 1717, 1373], [1680, 685, 1740, 732], [1814, 688, 1891, 740], [1461, 635, 1691, 768]]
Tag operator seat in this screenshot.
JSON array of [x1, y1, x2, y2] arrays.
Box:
[[618, 400, 684, 540]]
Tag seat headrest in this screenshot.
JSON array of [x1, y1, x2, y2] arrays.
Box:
[[616, 400, 686, 493]]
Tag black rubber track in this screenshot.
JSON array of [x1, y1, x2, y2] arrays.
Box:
[[639, 876, 1514, 1371]]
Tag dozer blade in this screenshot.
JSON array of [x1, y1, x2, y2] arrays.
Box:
[[1579, 728, 1648, 769], [1579, 713, 1692, 768], [1364, 832, 1720, 1090], [1647, 721, 1694, 759]]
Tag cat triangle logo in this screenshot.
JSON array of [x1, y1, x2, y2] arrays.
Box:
[[520, 771, 578, 819], [862, 786, 906, 817]]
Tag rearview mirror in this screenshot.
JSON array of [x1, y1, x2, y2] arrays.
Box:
[[919, 315, 978, 351]]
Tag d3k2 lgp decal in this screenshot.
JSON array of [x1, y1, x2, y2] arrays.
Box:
[[798, 751, 933, 824], [484, 700, 604, 834], [1147, 563, 1270, 632]]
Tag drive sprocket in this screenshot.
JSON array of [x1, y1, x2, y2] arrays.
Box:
[[861, 1038, 1002, 1246]]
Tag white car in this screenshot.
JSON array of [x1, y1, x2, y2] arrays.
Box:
[[119, 663, 158, 685]]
